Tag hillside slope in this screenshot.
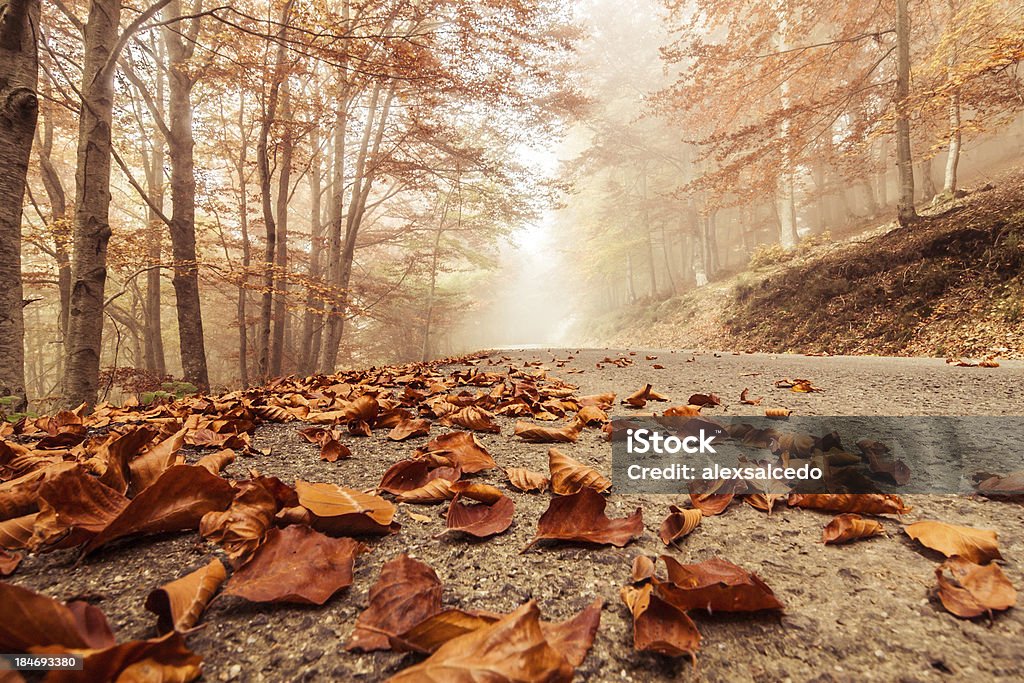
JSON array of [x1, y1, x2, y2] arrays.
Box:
[[591, 168, 1024, 359]]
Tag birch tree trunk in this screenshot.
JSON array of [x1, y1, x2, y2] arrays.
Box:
[[895, 0, 917, 225], [942, 92, 961, 196], [0, 0, 38, 410]]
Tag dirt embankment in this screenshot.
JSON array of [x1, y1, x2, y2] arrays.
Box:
[[593, 168, 1024, 359]]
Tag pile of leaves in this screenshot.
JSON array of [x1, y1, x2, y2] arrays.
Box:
[[1, 351, 1019, 680]]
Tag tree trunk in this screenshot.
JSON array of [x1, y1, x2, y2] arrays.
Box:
[[318, 92, 348, 373], [299, 124, 323, 374], [942, 92, 961, 196], [255, 0, 292, 381], [0, 0, 38, 410], [918, 157, 936, 202], [37, 72, 71, 352], [163, 0, 208, 391], [63, 0, 122, 408], [235, 97, 251, 389], [776, 175, 798, 248], [895, 0, 917, 225], [142, 74, 166, 377], [270, 82, 292, 377]]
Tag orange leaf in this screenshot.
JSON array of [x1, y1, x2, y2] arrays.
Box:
[[144, 558, 226, 633], [548, 448, 611, 495], [821, 513, 884, 544], [526, 488, 642, 551], [904, 521, 1002, 564]]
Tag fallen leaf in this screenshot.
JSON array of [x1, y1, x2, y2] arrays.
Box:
[[739, 388, 763, 405], [578, 393, 615, 408], [526, 488, 642, 551], [386, 602, 574, 682], [144, 558, 226, 633], [540, 598, 603, 667], [689, 492, 734, 516], [34, 631, 202, 683], [348, 554, 444, 652], [934, 556, 1017, 618], [788, 493, 910, 515], [320, 438, 352, 462], [416, 432, 497, 474], [659, 506, 702, 546], [904, 521, 1002, 564], [548, 448, 611, 495], [0, 548, 21, 576], [82, 466, 235, 555], [631, 555, 655, 584], [200, 477, 288, 565], [392, 609, 501, 653], [658, 556, 783, 613], [379, 459, 459, 494], [441, 406, 501, 433], [395, 479, 455, 504], [223, 525, 366, 605], [576, 405, 608, 425], [623, 384, 652, 407], [663, 405, 702, 417], [765, 408, 792, 418], [621, 583, 700, 657], [513, 419, 582, 443], [444, 494, 515, 538], [196, 449, 235, 475], [821, 513, 884, 545], [688, 393, 721, 407], [505, 467, 549, 493], [0, 581, 116, 650], [296, 480, 400, 536], [976, 471, 1024, 498], [448, 481, 504, 504], [388, 419, 432, 441]]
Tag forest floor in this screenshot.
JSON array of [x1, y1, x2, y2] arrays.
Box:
[[7, 348, 1024, 682], [589, 167, 1024, 360]]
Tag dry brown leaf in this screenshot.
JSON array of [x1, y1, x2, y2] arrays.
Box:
[[658, 556, 784, 613], [765, 408, 792, 418], [548, 447, 611, 495], [0, 548, 21, 576], [0, 581, 116, 651], [296, 480, 400, 536], [904, 521, 1003, 564], [621, 583, 700, 657], [320, 438, 352, 462], [385, 602, 574, 682], [196, 449, 235, 475], [395, 479, 455, 504], [441, 406, 501, 433], [126, 428, 187, 496], [416, 432, 497, 474], [448, 481, 504, 504], [513, 419, 582, 443], [393, 609, 501, 654], [82, 465, 235, 555], [378, 459, 460, 494], [689, 492, 734, 516], [33, 631, 202, 683], [223, 525, 366, 605], [0, 512, 37, 550], [623, 384, 653, 407], [576, 405, 608, 425], [821, 513, 884, 545], [144, 558, 226, 633], [976, 471, 1024, 498], [348, 554, 444, 652], [934, 556, 1018, 618], [688, 393, 721, 407], [578, 393, 615, 408], [540, 598, 603, 667], [525, 488, 642, 551], [788, 493, 910, 516], [505, 467, 549, 493], [388, 419, 432, 441], [444, 494, 515, 538], [739, 388, 763, 405], [631, 555, 656, 584], [659, 506, 702, 546], [200, 476, 292, 565], [662, 404, 703, 417]]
